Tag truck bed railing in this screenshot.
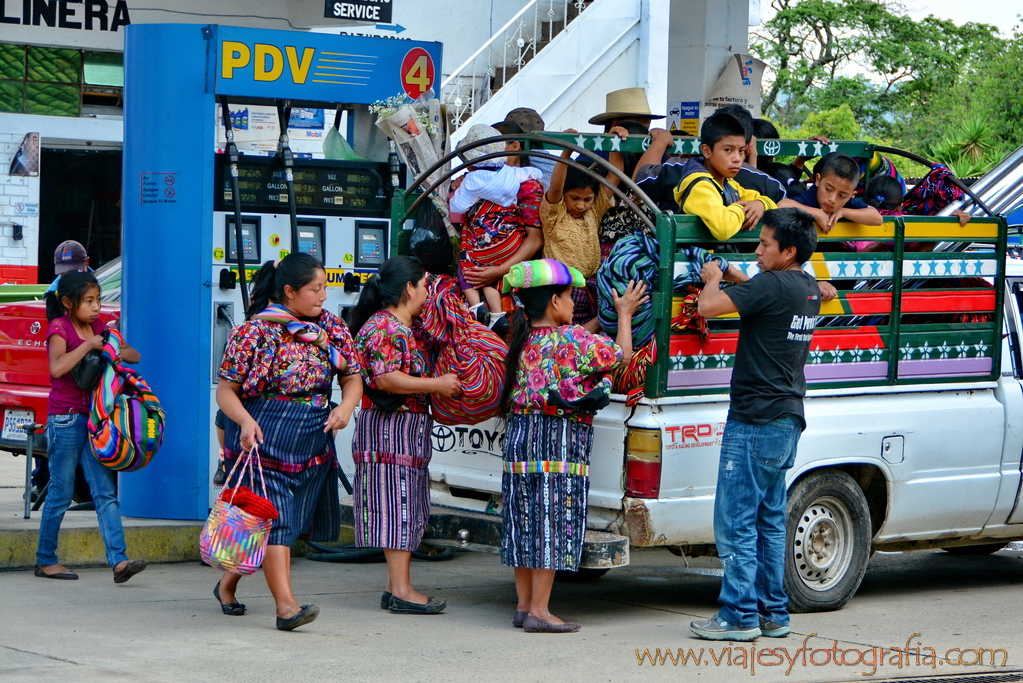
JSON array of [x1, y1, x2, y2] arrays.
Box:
[[648, 214, 1007, 398], [387, 133, 1008, 400]]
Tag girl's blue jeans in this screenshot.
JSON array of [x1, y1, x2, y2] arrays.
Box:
[[712, 416, 801, 629], [36, 413, 128, 568]]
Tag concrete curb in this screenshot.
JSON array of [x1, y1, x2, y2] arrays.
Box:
[[0, 524, 357, 570]]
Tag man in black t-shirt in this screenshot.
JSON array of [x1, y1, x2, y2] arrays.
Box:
[[690, 208, 821, 642]]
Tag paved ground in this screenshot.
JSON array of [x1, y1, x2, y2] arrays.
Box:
[[3, 453, 1023, 683], [2, 547, 1023, 683]]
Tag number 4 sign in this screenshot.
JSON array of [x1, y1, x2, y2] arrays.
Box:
[[401, 48, 435, 99]]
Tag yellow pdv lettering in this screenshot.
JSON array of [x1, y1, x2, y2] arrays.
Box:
[[254, 44, 285, 82], [285, 46, 315, 84], [221, 41, 250, 79]]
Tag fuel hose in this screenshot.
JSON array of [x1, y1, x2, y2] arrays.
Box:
[[219, 97, 250, 312], [275, 101, 300, 253]]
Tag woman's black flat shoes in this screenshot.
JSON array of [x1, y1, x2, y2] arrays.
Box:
[[388, 595, 446, 614], [276, 604, 319, 631], [214, 580, 246, 616]]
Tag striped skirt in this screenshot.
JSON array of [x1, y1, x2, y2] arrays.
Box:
[[501, 413, 593, 570], [351, 408, 433, 551], [224, 398, 340, 547]]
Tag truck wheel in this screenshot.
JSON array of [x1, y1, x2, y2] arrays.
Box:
[[785, 470, 871, 613], [942, 543, 1007, 556]]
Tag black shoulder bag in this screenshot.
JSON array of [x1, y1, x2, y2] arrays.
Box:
[[70, 330, 110, 392]]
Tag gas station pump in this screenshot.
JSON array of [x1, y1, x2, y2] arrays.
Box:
[[120, 24, 441, 519]]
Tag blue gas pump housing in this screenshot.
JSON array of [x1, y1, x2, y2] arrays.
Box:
[[120, 24, 441, 519]]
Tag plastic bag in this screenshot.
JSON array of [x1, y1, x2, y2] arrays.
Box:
[[410, 200, 456, 275], [323, 127, 365, 161]]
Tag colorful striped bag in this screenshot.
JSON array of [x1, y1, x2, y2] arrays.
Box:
[[418, 274, 508, 425], [88, 329, 165, 472], [199, 448, 274, 575]]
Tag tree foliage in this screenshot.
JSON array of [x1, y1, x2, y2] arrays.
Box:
[[752, 0, 1019, 174]]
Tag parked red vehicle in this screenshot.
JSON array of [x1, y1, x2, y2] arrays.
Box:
[[0, 258, 121, 454]]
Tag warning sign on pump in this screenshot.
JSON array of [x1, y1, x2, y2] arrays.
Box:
[[141, 173, 179, 205]]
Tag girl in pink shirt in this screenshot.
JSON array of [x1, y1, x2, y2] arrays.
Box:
[[35, 271, 145, 583]]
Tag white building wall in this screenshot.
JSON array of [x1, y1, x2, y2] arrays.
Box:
[[545, 41, 641, 133], [0, 133, 40, 282]]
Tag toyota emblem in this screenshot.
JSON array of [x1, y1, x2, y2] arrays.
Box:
[[29, 321, 41, 335], [762, 139, 781, 156]]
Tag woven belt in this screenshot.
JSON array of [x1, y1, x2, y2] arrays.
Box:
[[503, 460, 589, 476], [259, 392, 329, 408]]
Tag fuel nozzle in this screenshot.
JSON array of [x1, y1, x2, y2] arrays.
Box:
[[388, 140, 401, 189]]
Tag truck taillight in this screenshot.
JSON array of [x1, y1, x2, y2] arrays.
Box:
[[625, 427, 661, 498]]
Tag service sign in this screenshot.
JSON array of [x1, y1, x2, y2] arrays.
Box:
[[324, 0, 392, 24], [214, 25, 440, 105]]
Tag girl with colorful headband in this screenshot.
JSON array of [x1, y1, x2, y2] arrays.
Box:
[[499, 258, 647, 633]]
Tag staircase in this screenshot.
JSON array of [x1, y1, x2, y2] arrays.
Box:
[[441, 0, 595, 131]]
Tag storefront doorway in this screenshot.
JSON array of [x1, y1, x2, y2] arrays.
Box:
[[37, 148, 121, 283]]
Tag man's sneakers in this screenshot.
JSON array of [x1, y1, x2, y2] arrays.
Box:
[[759, 615, 791, 638], [689, 615, 761, 641], [690, 613, 791, 641]]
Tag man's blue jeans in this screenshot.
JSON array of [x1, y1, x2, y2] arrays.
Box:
[[713, 416, 800, 628], [36, 413, 128, 568]]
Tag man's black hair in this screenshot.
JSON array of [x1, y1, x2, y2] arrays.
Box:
[[752, 118, 780, 140], [864, 175, 904, 211], [763, 207, 818, 264], [701, 113, 746, 150], [814, 153, 859, 183], [763, 161, 808, 195], [606, 119, 650, 136], [716, 104, 753, 144]]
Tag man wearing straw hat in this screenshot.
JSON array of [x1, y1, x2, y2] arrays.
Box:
[[588, 87, 665, 132]]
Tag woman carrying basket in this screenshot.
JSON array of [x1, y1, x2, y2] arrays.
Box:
[[216, 253, 363, 631]]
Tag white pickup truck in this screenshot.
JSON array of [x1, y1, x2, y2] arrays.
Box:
[[364, 133, 1023, 613], [411, 209, 1023, 613]]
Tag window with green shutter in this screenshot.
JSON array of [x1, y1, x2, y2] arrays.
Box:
[[0, 44, 26, 113], [0, 42, 123, 117]]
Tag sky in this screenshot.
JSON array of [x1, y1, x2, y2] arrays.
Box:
[[902, 0, 1021, 37]]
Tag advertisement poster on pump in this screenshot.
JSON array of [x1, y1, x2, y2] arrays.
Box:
[[699, 54, 767, 122], [214, 105, 340, 157]]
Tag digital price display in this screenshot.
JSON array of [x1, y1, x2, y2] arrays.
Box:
[[215, 156, 392, 217]]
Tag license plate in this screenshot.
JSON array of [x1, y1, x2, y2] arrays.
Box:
[[2, 409, 35, 442]]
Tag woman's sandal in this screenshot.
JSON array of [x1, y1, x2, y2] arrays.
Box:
[[214, 580, 246, 616]]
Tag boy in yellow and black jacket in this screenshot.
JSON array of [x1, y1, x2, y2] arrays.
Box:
[[635, 113, 777, 241]]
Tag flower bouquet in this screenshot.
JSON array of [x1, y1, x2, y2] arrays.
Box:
[[370, 91, 456, 239]]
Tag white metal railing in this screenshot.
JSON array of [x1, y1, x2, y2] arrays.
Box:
[[441, 0, 589, 130]]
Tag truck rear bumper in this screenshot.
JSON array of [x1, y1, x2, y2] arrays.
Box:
[[339, 498, 631, 569]]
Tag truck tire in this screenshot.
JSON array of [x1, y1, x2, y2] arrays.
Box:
[[941, 543, 1007, 556], [785, 470, 871, 613]]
